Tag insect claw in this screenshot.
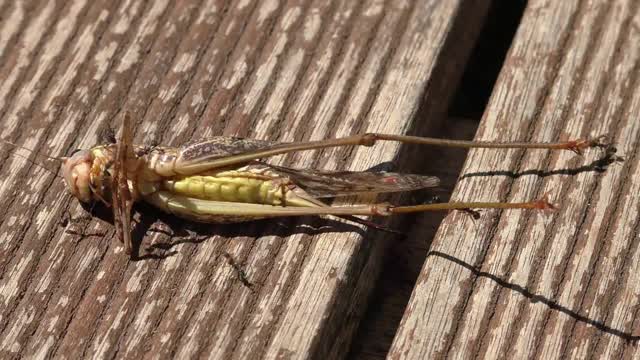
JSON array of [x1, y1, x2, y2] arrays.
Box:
[[565, 139, 589, 155], [564, 135, 615, 156], [533, 192, 556, 211]]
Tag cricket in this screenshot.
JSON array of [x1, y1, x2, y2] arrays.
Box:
[[4, 113, 615, 257]]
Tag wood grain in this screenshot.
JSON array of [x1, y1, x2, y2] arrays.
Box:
[[0, 0, 489, 358], [390, 0, 640, 359]]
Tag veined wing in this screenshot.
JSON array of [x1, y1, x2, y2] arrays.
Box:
[[174, 137, 279, 173], [264, 164, 440, 198]]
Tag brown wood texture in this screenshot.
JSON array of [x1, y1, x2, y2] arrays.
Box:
[[390, 0, 640, 359], [0, 1, 489, 358], [350, 117, 480, 360]]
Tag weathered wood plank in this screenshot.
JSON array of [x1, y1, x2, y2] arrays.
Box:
[[0, 1, 489, 358], [349, 116, 480, 360], [0, 0, 33, 64], [390, 0, 640, 359], [0, 0, 135, 355]]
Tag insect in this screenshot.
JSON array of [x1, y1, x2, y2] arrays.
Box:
[[8, 113, 614, 257]]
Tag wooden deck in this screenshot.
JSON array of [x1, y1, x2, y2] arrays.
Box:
[[0, 0, 636, 359], [390, 0, 640, 359]]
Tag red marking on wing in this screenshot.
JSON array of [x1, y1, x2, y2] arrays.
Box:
[[382, 176, 398, 184]]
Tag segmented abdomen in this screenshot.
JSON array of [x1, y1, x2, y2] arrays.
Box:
[[162, 174, 283, 205]]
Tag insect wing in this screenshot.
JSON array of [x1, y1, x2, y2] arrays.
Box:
[[173, 137, 279, 175], [263, 164, 440, 198]]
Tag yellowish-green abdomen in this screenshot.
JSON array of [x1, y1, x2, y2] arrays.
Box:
[[163, 172, 284, 205]]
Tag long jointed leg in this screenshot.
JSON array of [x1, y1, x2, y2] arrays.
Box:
[[188, 133, 613, 170], [144, 191, 554, 221]]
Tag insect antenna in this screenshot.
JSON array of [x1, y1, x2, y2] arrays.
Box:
[[0, 138, 65, 178]]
